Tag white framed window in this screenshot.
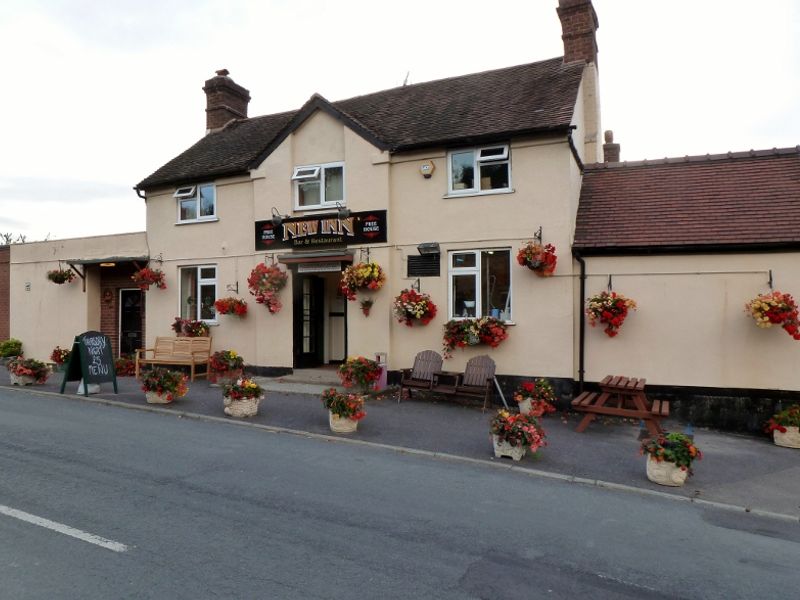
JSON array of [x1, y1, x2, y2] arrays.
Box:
[[179, 265, 217, 321], [447, 144, 511, 195], [292, 161, 344, 210], [175, 183, 216, 222], [448, 249, 512, 321]]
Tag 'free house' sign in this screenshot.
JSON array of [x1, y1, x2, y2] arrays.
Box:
[[255, 210, 387, 250]]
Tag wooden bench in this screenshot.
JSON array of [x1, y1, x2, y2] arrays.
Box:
[[398, 350, 443, 403], [430, 355, 496, 411], [134, 337, 212, 381]]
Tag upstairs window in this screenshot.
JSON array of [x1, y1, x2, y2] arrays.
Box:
[[448, 145, 510, 195], [448, 249, 511, 321], [174, 183, 216, 222], [292, 162, 344, 210]]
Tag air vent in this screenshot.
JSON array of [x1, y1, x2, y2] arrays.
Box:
[[407, 254, 440, 277]]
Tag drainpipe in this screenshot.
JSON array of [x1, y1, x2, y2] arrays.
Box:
[[133, 186, 145, 200], [573, 250, 586, 392], [567, 125, 584, 173]]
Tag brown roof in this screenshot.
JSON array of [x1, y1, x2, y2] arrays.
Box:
[[573, 147, 800, 253], [137, 57, 585, 190]]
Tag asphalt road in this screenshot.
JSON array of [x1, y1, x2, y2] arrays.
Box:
[[1, 388, 798, 599]]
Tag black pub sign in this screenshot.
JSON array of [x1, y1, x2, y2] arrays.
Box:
[[255, 210, 387, 250]]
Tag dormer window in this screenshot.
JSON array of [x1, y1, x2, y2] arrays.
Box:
[[175, 183, 216, 222], [448, 144, 511, 195], [292, 162, 344, 210]]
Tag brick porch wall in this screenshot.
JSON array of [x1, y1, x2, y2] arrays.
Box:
[[100, 265, 145, 357], [0, 246, 9, 341]]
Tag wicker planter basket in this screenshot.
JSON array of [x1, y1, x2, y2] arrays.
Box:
[[145, 391, 173, 404], [209, 369, 243, 388], [492, 435, 526, 461], [645, 456, 688, 487], [9, 373, 37, 386], [328, 411, 359, 433], [223, 395, 260, 418], [773, 426, 800, 449]]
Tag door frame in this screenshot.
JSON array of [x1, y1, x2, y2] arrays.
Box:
[[118, 288, 143, 357]]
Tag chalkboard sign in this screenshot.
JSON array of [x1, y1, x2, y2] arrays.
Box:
[[59, 331, 118, 396]]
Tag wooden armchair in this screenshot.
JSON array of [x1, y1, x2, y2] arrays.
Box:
[[398, 350, 443, 402], [454, 355, 496, 411]]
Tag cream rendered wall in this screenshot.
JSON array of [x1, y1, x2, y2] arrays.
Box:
[[9, 232, 146, 361], [386, 136, 579, 377], [581, 253, 800, 391]]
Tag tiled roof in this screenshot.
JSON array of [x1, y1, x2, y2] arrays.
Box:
[[573, 147, 800, 253], [137, 57, 585, 190]]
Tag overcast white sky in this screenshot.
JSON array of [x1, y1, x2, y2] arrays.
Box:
[[1, 0, 798, 241]]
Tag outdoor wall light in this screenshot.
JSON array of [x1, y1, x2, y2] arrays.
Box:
[[335, 202, 351, 220], [271, 206, 287, 227], [417, 242, 440, 255]]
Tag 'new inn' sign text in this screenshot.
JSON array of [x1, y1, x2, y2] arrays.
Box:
[[255, 210, 387, 250]]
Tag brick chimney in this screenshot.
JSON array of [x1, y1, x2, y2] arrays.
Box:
[[557, 0, 599, 65], [603, 130, 620, 163], [203, 69, 251, 133]]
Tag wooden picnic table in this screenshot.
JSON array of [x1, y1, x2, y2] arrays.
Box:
[[571, 375, 668, 436]]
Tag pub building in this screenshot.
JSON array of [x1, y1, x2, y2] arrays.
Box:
[[5, 0, 799, 428]]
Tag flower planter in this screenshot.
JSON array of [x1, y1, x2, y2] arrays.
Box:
[[645, 456, 688, 487], [773, 426, 800, 449], [223, 395, 260, 418], [492, 435, 526, 461], [329, 411, 359, 433], [9, 373, 37, 386], [145, 391, 173, 404], [209, 369, 243, 388], [518, 397, 532, 415]]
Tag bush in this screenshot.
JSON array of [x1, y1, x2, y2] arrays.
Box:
[[0, 339, 23, 357]]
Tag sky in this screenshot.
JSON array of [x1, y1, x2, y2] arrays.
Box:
[[1, 0, 798, 242]]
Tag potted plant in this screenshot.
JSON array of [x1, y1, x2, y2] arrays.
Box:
[[489, 409, 547, 461], [214, 297, 248, 318], [131, 267, 167, 291], [392, 289, 437, 326], [247, 263, 288, 314], [516, 241, 557, 276], [171, 317, 210, 337], [359, 298, 374, 316], [7, 357, 50, 385], [222, 377, 264, 418], [640, 432, 702, 487], [513, 379, 557, 417], [209, 350, 245, 386], [321, 388, 366, 433], [0, 338, 23, 362], [47, 268, 76, 284], [141, 368, 188, 404], [764, 404, 800, 448], [585, 291, 637, 337], [339, 261, 386, 301], [50, 346, 71, 371], [442, 317, 508, 358], [337, 356, 382, 393], [114, 355, 136, 377], [745, 291, 800, 341]]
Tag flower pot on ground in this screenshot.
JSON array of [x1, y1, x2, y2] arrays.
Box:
[[513, 378, 557, 417], [489, 410, 546, 461], [50, 346, 71, 371], [209, 350, 245, 387], [321, 388, 366, 433], [337, 356, 382, 393], [171, 317, 210, 337], [745, 291, 800, 341], [640, 432, 701, 487], [585, 291, 637, 337], [141, 368, 188, 404], [222, 378, 263, 418], [114, 355, 136, 377], [516, 241, 557, 276], [764, 404, 800, 448], [8, 357, 49, 385]]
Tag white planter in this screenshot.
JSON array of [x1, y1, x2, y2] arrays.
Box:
[[518, 397, 532, 415], [145, 391, 173, 404], [329, 411, 358, 433], [223, 395, 260, 418], [9, 373, 36, 386], [492, 435, 526, 461], [773, 426, 800, 449], [645, 456, 688, 487]]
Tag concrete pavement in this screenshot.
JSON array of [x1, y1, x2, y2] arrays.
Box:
[[1, 367, 798, 520]]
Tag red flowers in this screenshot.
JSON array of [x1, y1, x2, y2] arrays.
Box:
[[247, 263, 288, 314], [321, 388, 367, 421], [442, 317, 508, 358], [131, 267, 166, 291], [215, 297, 248, 318], [517, 242, 557, 276], [746, 291, 800, 341], [585, 291, 637, 337], [392, 289, 437, 326]]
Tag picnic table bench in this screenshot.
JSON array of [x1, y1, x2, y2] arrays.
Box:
[[571, 375, 667, 436], [134, 336, 211, 382]]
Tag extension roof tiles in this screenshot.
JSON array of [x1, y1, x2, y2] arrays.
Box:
[[137, 57, 585, 191], [573, 147, 800, 254]]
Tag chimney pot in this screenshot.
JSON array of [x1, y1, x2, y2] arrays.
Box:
[[603, 130, 620, 163], [216, 68, 230, 77], [203, 69, 250, 133]]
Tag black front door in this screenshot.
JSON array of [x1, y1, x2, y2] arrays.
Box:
[[293, 275, 325, 368], [119, 289, 143, 356]]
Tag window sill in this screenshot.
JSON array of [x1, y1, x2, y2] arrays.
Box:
[[293, 205, 345, 213], [448, 318, 515, 325], [443, 189, 515, 199], [175, 217, 219, 225]]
